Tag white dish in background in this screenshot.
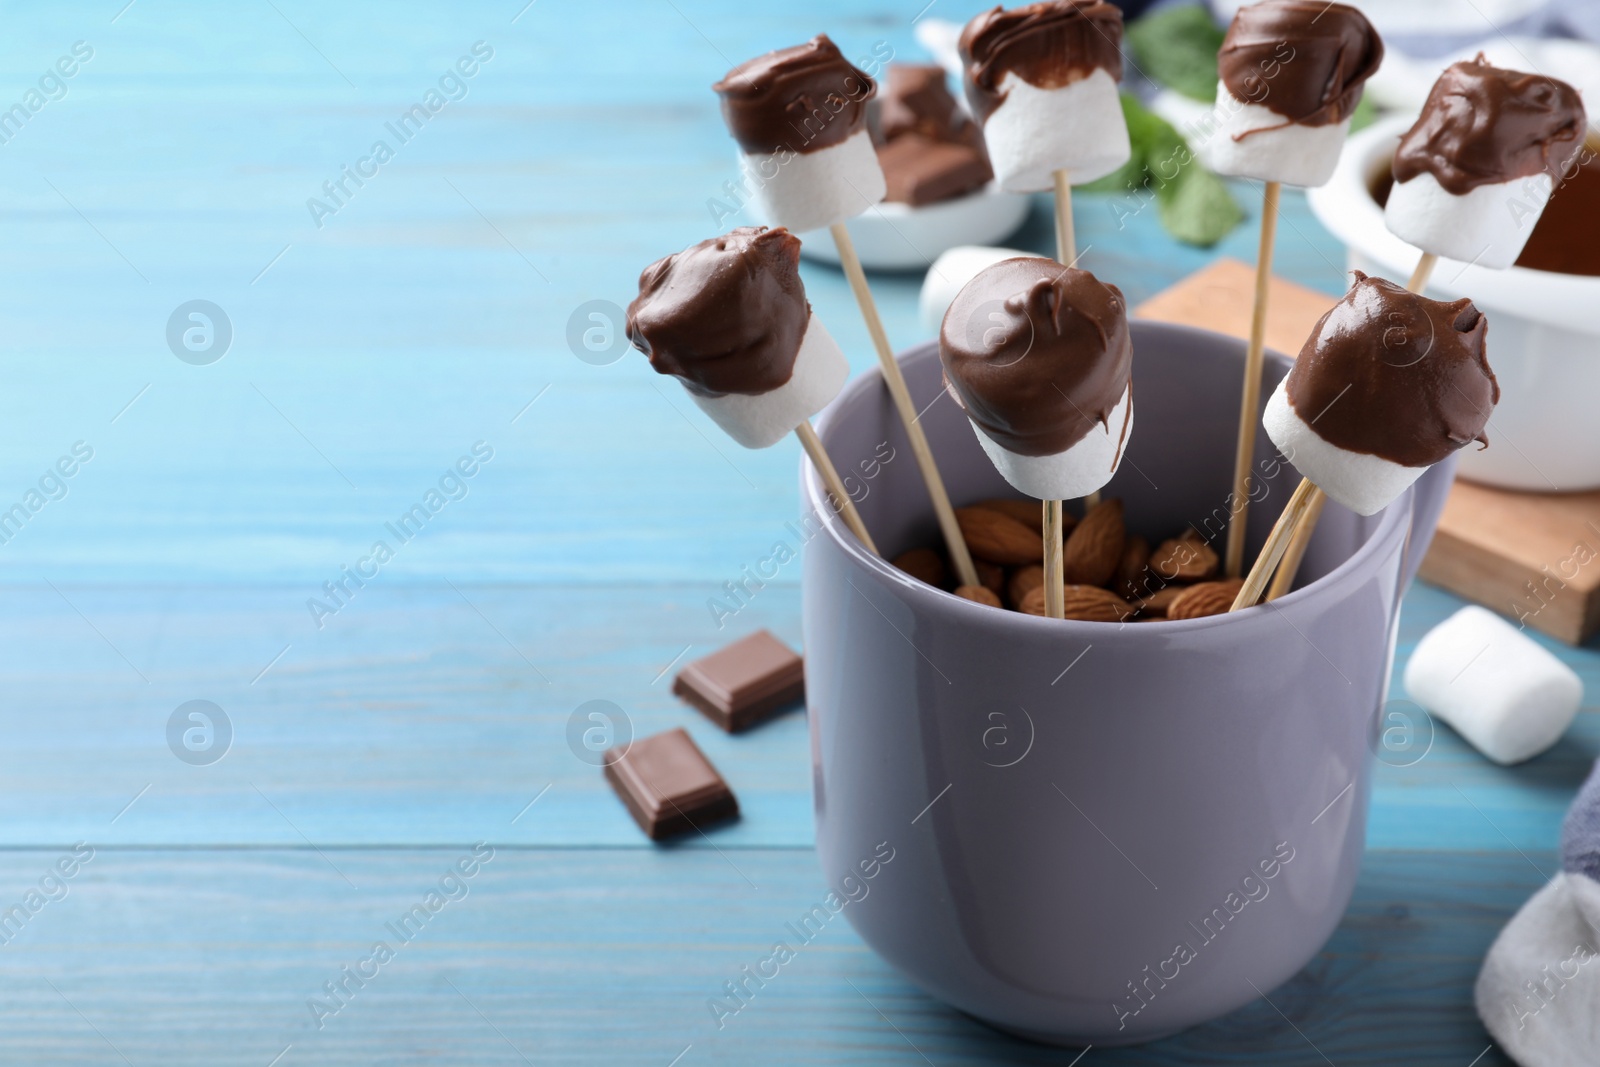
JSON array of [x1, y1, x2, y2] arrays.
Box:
[[797, 183, 1031, 272], [1308, 114, 1600, 492]]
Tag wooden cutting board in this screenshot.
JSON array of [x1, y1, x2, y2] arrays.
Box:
[[1136, 258, 1600, 645]]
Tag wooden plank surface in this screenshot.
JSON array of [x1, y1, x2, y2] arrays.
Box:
[[1420, 482, 1600, 645], [0, 1, 1591, 1063], [1133, 257, 1337, 358], [0, 848, 1542, 1066], [0, 578, 1588, 851]]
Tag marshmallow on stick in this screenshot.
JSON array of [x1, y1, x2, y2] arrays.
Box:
[[715, 38, 983, 589], [1234, 272, 1499, 609], [1387, 56, 1586, 272], [1209, 1, 1382, 188], [1212, 2, 1382, 577], [626, 227, 875, 552], [940, 259, 1132, 500], [1264, 271, 1497, 517], [941, 260, 1132, 618], [713, 36, 886, 234], [957, 1, 1132, 194]]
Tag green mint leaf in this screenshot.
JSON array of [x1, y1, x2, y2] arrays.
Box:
[[1157, 164, 1244, 247], [1127, 4, 1225, 103]]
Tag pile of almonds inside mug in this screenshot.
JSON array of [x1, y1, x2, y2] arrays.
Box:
[[892, 498, 1245, 621]]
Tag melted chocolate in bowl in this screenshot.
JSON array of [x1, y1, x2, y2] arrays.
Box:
[[1372, 156, 1600, 277]]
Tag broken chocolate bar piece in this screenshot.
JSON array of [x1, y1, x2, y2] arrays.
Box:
[[672, 629, 805, 732], [879, 134, 993, 206], [603, 727, 739, 841]]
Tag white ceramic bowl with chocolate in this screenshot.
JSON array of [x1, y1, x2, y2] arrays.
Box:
[[1308, 114, 1600, 492]]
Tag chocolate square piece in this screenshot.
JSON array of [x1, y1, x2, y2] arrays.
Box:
[[603, 728, 738, 841], [673, 630, 805, 732], [878, 134, 993, 206]]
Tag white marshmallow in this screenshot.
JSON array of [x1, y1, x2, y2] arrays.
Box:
[[1404, 605, 1583, 765], [740, 129, 887, 234], [1205, 84, 1351, 189], [980, 68, 1131, 193], [918, 246, 1040, 335], [966, 384, 1132, 500], [1385, 170, 1552, 272], [687, 314, 849, 450], [1263, 380, 1422, 516]]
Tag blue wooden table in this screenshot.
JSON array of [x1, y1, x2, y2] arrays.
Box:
[[0, 1, 1593, 1062]]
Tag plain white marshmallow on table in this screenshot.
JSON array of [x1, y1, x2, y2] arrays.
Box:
[[1262, 382, 1426, 516], [980, 68, 1130, 192], [1404, 605, 1584, 765], [967, 385, 1133, 501], [918, 246, 1039, 335], [1386, 169, 1552, 270], [686, 314, 850, 450], [738, 129, 886, 234], [1206, 82, 1351, 188]]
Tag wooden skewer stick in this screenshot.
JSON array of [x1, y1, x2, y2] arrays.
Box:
[[1052, 168, 1076, 267], [1407, 251, 1438, 294], [795, 421, 878, 556], [1047, 167, 1084, 593], [1043, 500, 1065, 619], [828, 222, 977, 587], [1224, 180, 1281, 579], [1265, 488, 1326, 601], [1230, 477, 1323, 612]]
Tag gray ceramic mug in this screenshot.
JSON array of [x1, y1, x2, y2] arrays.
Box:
[[802, 322, 1453, 1046]]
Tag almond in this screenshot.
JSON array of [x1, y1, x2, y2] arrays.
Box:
[[1136, 584, 1186, 618], [892, 547, 947, 589], [974, 497, 1066, 536], [1064, 585, 1138, 622], [975, 559, 1006, 596], [1062, 498, 1124, 586], [956, 506, 1042, 565], [1019, 583, 1134, 622], [1120, 566, 1167, 605], [1166, 578, 1245, 620], [954, 584, 1002, 607], [1114, 535, 1151, 599], [1007, 564, 1044, 609], [1151, 535, 1219, 582]]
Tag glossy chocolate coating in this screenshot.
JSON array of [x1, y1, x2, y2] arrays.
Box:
[[939, 258, 1131, 456], [626, 227, 809, 398], [1286, 272, 1497, 467], [1219, 0, 1382, 128], [714, 35, 875, 155], [958, 1, 1124, 125], [1393, 56, 1586, 195]]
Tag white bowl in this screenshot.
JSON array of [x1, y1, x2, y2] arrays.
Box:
[[798, 182, 1030, 272], [1307, 114, 1600, 492]]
